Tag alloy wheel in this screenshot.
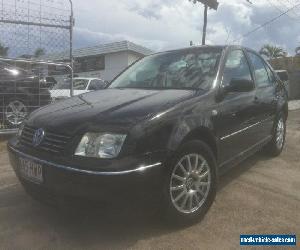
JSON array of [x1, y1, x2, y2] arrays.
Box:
[[5, 100, 28, 126], [276, 117, 285, 149], [169, 153, 211, 214]]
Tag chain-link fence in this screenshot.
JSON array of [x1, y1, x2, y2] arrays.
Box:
[[0, 0, 73, 58], [0, 58, 73, 134], [0, 0, 74, 134]]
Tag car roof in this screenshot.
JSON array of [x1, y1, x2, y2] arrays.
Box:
[[73, 77, 104, 81], [149, 45, 255, 56]]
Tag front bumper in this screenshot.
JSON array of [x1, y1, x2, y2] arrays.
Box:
[[8, 143, 167, 203]]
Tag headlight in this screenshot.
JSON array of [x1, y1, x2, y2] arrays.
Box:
[[75, 133, 127, 159]]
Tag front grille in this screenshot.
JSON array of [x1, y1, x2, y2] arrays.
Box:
[[20, 125, 71, 154]]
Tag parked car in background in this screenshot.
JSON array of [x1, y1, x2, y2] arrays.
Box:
[[275, 70, 289, 98], [50, 77, 107, 101], [40, 76, 57, 89], [8, 45, 288, 225], [0, 62, 51, 128]]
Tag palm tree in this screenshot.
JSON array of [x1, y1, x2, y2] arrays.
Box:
[[0, 42, 9, 57], [19, 54, 33, 59], [34, 48, 45, 58], [259, 44, 287, 59]]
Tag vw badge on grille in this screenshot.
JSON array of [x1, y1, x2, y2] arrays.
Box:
[[32, 128, 45, 147]]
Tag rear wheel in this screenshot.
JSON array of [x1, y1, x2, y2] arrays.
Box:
[[163, 140, 217, 225], [264, 113, 286, 156]]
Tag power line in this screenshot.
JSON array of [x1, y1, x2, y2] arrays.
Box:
[[232, 1, 300, 43], [266, 0, 298, 20], [275, 0, 300, 18]]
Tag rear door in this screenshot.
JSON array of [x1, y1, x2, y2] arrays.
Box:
[[217, 49, 258, 164], [246, 51, 277, 141]]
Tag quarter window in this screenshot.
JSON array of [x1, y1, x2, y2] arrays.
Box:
[[222, 50, 252, 86], [248, 52, 271, 87]]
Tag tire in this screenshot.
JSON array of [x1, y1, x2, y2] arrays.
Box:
[[264, 112, 286, 157], [162, 140, 217, 226]]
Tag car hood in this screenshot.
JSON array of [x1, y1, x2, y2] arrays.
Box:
[[27, 88, 199, 135]]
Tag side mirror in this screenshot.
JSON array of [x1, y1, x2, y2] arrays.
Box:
[[225, 78, 255, 93], [276, 72, 289, 82]]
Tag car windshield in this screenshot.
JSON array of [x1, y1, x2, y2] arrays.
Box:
[[109, 48, 222, 90], [53, 79, 89, 90]]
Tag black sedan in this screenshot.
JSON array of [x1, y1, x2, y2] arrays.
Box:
[[0, 62, 51, 128], [8, 45, 288, 225]]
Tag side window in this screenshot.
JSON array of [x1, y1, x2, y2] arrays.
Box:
[[248, 52, 271, 87], [89, 80, 106, 90], [222, 50, 252, 87]]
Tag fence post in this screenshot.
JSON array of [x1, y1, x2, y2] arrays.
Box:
[[69, 0, 74, 97]]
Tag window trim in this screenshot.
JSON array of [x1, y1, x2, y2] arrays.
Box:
[[86, 80, 92, 90]]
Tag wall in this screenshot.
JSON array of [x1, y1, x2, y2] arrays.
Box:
[[269, 57, 300, 100], [128, 52, 142, 66], [74, 51, 142, 81], [51, 51, 144, 83]]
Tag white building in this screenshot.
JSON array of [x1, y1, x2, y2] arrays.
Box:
[[46, 41, 153, 81]]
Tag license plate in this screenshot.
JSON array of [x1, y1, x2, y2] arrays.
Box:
[[19, 158, 43, 184]]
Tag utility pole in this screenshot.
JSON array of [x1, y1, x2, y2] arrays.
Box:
[[202, 4, 208, 45], [68, 0, 75, 97], [189, 0, 219, 45]]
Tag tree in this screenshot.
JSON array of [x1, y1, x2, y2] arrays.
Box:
[[19, 54, 33, 59], [259, 44, 287, 59], [34, 48, 45, 58], [0, 42, 9, 57]]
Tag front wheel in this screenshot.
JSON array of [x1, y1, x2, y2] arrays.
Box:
[[162, 140, 217, 225], [264, 113, 286, 156]]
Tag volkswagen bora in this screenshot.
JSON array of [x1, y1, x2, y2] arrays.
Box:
[[8, 45, 288, 224]]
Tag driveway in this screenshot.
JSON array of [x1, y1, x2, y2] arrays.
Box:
[[0, 111, 299, 249]]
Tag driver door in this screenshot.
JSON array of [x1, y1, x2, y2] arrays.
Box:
[[216, 49, 258, 164]]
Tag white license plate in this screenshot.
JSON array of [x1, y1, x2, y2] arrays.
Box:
[[19, 158, 43, 184]]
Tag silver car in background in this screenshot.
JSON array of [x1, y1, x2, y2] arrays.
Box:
[[50, 77, 107, 101]]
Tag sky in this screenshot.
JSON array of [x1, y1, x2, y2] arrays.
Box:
[[71, 0, 300, 55]]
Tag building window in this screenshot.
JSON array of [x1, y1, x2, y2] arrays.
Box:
[[48, 61, 70, 76], [74, 55, 105, 73]]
